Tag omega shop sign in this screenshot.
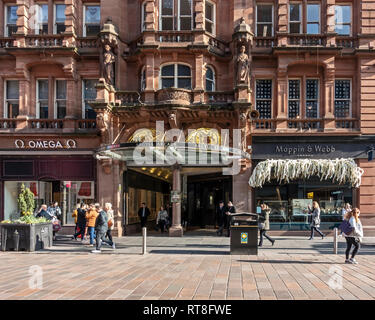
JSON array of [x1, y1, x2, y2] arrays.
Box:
[[14, 139, 77, 149]]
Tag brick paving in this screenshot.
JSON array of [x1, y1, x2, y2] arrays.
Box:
[[1, 230, 375, 300]]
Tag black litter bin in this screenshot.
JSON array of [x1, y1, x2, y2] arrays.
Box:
[[230, 213, 258, 255]]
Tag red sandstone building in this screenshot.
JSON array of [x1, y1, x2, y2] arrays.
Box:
[[0, 0, 375, 236]]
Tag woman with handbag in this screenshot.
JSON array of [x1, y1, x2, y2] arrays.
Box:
[[343, 208, 363, 264], [308, 201, 325, 240], [258, 203, 275, 247], [105, 203, 115, 249]]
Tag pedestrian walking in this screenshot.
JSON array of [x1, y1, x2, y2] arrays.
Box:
[[137, 202, 151, 229], [216, 200, 226, 236], [342, 208, 363, 264], [73, 203, 87, 241], [258, 203, 275, 247], [156, 206, 169, 233], [341, 203, 352, 220], [72, 202, 80, 234], [48, 202, 62, 220], [225, 201, 236, 237], [308, 201, 325, 240], [92, 204, 114, 253], [104, 203, 116, 249], [85, 203, 98, 246]]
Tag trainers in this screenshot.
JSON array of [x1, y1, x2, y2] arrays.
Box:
[[350, 258, 358, 264], [91, 249, 101, 253], [112, 243, 116, 249], [345, 259, 351, 264]]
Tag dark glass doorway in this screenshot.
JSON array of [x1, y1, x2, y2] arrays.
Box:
[[186, 174, 232, 228]]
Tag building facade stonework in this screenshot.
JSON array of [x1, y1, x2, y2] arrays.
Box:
[[0, 0, 375, 236]]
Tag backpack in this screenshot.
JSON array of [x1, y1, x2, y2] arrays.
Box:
[[340, 219, 353, 235]]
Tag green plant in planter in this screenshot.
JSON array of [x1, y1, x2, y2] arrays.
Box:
[[17, 183, 35, 216]]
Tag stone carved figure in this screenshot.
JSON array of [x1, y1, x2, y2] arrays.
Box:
[[236, 45, 250, 86], [102, 44, 116, 86], [97, 112, 110, 144]]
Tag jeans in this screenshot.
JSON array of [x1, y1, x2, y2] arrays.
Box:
[[259, 229, 274, 246], [74, 225, 86, 240], [158, 220, 166, 233], [106, 229, 113, 243], [88, 227, 95, 244], [310, 226, 324, 239], [96, 230, 113, 250], [345, 237, 360, 259]]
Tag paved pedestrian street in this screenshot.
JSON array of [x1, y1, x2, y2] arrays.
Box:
[[1, 231, 375, 300]]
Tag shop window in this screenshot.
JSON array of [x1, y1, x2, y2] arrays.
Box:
[[306, 79, 319, 118], [55, 80, 66, 119], [84, 5, 100, 36], [288, 79, 300, 119], [36, 4, 49, 35], [335, 5, 351, 36], [82, 79, 97, 119], [159, 0, 192, 31], [205, 66, 215, 92], [5, 80, 19, 118], [160, 64, 192, 89], [37, 79, 49, 119], [54, 4, 66, 34], [205, 1, 215, 35], [256, 79, 272, 119], [5, 5, 18, 36], [256, 4, 273, 37], [334, 80, 351, 118]]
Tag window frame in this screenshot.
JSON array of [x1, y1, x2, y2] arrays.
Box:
[[177, 0, 193, 31], [305, 78, 319, 119], [82, 79, 98, 119], [306, 3, 320, 35], [205, 0, 216, 36], [35, 3, 49, 35], [334, 78, 352, 118], [54, 3, 66, 34], [54, 79, 67, 119], [205, 65, 215, 92], [4, 80, 19, 118], [159, 63, 192, 89], [36, 78, 49, 119], [287, 78, 301, 119], [83, 4, 101, 37], [335, 4, 352, 36], [4, 5, 18, 37], [255, 78, 273, 119], [255, 3, 274, 37], [159, 0, 193, 31], [288, 2, 302, 34]]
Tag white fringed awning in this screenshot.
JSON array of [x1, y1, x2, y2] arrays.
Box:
[[249, 158, 364, 188]]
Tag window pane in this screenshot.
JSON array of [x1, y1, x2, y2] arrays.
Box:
[[335, 101, 350, 118], [256, 100, 272, 119], [335, 24, 350, 35], [85, 6, 100, 23], [84, 80, 97, 100], [56, 80, 66, 99], [7, 102, 19, 118], [290, 22, 301, 34], [306, 80, 318, 100], [38, 80, 49, 99], [307, 4, 320, 22], [288, 101, 300, 118], [56, 24, 66, 34], [335, 80, 350, 99], [205, 2, 213, 21], [57, 101, 66, 119], [180, 0, 192, 16], [39, 102, 49, 119], [161, 65, 175, 76], [307, 23, 319, 34], [39, 4, 48, 23], [206, 67, 214, 81], [257, 5, 272, 23], [162, 0, 173, 16], [177, 78, 191, 89], [178, 65, 191, 76], [85, 104, 96, 119], [86, 25, 100, 36], [162, 17, 174, 30], [56, 5, 66, 23], [205, 21, 213, 34], [306, 101, 318, 118], [7, 6, 18, 24], [162, 78, 175, 88], [206, 79, 214, 92], [6, 81, 19, 99], [256, 80, 272, 99], [180, 17, 191, 30], [257, 24, 272, 37], [336, 5, 351, 24], [289, 80, 300, 99], [289, 4, 300, 22]]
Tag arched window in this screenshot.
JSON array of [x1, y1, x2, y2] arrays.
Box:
[[140, 67, 146, 91], [160, 0, 192, 31], [206, 66, 215, 92], [160, 64, 191, 89]]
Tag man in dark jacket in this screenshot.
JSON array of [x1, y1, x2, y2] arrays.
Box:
[[138, 202, 151, 229], [73, 203, 87, 241], [92, 204, 113, 253], [37, 204, 52, 220], [216, 201, 226, 236], [225, 201, 236, 237]]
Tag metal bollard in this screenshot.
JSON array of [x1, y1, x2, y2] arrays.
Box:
[[333, 227, 338, 254], [142, 227, 147, 255], [13, 230, 20, 251]]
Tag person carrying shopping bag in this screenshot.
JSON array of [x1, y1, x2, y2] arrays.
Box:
[[341, 208, 363, 264]]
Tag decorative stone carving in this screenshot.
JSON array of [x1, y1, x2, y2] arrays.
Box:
[[102, 44, 116, 86], [157, 88, 191, 105], [96, 112, 111, 144], [236, 45, 250, 86]]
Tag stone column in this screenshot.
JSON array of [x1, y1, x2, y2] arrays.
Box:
[[48, 0, 53, 34], [232, 166, 252, 212], [15, 0, 30, 47], [193, 54, 204, 103], [277, 0, 288, 46], [276, 68, 288, 130], [48, 75, 54, 119], [112, 160, 123, 237], [143, 0, 156, 44], [144, 53, 155, 103], [324, 67, 336, 131], [326, 0, 336, 47], [63, 79, 77, 131], [169, 165, 183, 237], [193, 0, 205, 44], [64, 0, 77, 47]]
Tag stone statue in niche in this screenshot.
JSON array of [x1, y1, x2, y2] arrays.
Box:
[[102, 44, 116, 86], [97, 112, 110, 144], [236, 45, 250, 86]]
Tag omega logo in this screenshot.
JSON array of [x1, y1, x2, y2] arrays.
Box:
[[15, 139, 77, 149]]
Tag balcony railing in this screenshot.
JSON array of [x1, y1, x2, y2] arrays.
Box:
[[287, 34, 327, 46], [336, 37, 358, 49], [0, 37, 15, 48], [75, 36, 99, 48], [0, 119, 17, 129], [0, 118, 97, 131], [252, 119, 277, 130], [25, 35, 64, 47], [287, 118, 324, 130], [115, 91, 142, 105], [254, 37, 275, 48], [156, 31, 193, 43], [335, 118, 359, 129], [205, 92, 235, 104], [77, 119, 97, 129], [29, 119, 64, 129]]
